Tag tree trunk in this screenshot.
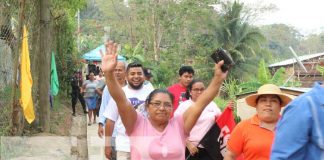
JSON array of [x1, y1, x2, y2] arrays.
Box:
[[38, 0, 51, 132], [152, 0, 162, 61], [30, 0, 40, 129], [10, 0, 26, 136]]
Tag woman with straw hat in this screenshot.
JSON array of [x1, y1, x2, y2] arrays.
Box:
[[224, 84, 292, 160]]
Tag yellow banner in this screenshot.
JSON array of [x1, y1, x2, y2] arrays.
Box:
[[20, 25, 35, 124]]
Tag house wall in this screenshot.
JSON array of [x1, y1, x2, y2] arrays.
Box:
[[270, 55, 324, 87], [296, 57, 324, 87]]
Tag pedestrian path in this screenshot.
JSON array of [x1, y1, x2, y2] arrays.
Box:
[[0, 135, 73, 160], [87, 116, 107, 160]]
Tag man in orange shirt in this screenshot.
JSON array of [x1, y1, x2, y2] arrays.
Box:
[[224, 84, 292, 160]]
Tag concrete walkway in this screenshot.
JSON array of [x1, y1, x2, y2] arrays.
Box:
[[0, 115, 87, 160], [0, 114, 104, 160], [1, 136, 73, 160], [87, 116, 107, 160]]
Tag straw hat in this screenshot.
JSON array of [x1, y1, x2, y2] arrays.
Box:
[[245, 84, 292, 108]]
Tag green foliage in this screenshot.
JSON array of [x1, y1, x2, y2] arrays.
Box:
[[239, 59, 301, 93], [122, 41, 146, 63], [216, 1, 266, 60], [316, 65, 324, 75], [214, 97, 241, 123], [271, 67, 286, 85], [214, 97, 228, 111], [51, 0, 87, 93], [238, 80, 262, 93], [0, 86, 12, 136], [222, 77, 242, 100], [259, 24, 303, 61], [299, 33, 324, 54], [257, 59, 271, 84], [89, 0, 226, 86], [214, 1, 267, 79]]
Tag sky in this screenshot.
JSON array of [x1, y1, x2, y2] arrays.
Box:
[[240, 0, 324, 35]]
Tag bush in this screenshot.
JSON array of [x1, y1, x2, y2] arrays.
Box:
[[0, 86, 13, 136]]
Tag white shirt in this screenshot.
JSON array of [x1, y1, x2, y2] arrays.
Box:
[[174, 99, 221, 147], [103, 85, 153, 152], [99, 86, 110, 125]]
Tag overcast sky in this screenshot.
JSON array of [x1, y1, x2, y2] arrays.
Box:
[[239, 0, 324, 35]]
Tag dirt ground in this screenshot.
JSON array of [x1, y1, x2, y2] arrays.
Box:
[[0, 98, 88, 160]]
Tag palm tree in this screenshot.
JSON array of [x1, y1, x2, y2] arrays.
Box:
[[215, 1, 265, 63]]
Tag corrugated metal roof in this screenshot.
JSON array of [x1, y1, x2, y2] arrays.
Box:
[[269, 52, 324, 68], [280, 87, 311, 93]]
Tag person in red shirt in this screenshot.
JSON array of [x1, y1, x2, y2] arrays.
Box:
[[167, 66, 195, 111]]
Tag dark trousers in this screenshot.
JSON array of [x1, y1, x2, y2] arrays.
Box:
[[71, 90, 86, 113], [185, 147, 213, 160], [95, 97, 102, 117]]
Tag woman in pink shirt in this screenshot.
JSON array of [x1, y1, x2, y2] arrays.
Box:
[[101, 41, 228, 160]]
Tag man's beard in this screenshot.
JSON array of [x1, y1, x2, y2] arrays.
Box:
[[128, 82, 144, 90]]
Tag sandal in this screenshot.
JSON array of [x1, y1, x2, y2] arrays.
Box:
[[88, 122, 92, 126]]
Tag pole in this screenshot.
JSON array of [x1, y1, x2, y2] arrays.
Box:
[[77, 9, 80, 53], [39, 0, 51, 132], [11, 0, 26, 136]]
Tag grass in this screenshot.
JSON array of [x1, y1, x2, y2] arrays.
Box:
[[0, 86, 13, 136], [49, 94, 72, 136]]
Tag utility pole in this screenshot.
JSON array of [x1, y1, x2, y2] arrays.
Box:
[[39, 0, 51, 132], [103, 26, 110, 42]]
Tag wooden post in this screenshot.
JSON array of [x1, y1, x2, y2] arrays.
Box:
[[38, 0, 51, 132], [11, 0, 26, 136]]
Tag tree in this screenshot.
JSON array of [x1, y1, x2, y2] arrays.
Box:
[[239, 59, 288, 93], [299, 33, 324, 54], [208, 1, 266, 80], [38, 0, 51, 132], [260, 24, 302, 60], [215, 1, 265, 62]]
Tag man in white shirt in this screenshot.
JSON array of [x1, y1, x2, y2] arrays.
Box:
[[97, 60, 127, 160], [103, 62, 154, 160]]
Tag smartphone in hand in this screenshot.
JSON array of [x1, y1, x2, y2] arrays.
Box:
[[210, 48, 235, 72]]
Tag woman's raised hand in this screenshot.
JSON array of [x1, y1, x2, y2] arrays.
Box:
[[100, 41, 118, 73], [214, 60, 228, 81]]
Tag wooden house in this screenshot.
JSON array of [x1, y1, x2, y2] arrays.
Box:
[[268, 52, 324, 87]]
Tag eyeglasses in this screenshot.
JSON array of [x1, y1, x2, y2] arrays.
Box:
[[149, 101, 173, 110], [191, 88, 205, 92]]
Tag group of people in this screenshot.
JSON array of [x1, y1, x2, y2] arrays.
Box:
[[225, 82, 324, 160], [73, 40, 324, 160], [70, 68, 108, 125], [98, 41, 228, 160]]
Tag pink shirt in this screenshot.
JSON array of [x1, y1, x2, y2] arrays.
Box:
[[174, 99, 221, 147], [129, 112, 188, 160], [167, 83, 187, 111]]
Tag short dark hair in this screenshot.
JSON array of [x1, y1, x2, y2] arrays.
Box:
[[145, 89, 174, 107], [185, 79, 204, 99], [143, 68, 153, 78], [179, 66, 194, 76], [126, 62, 144, 72]]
